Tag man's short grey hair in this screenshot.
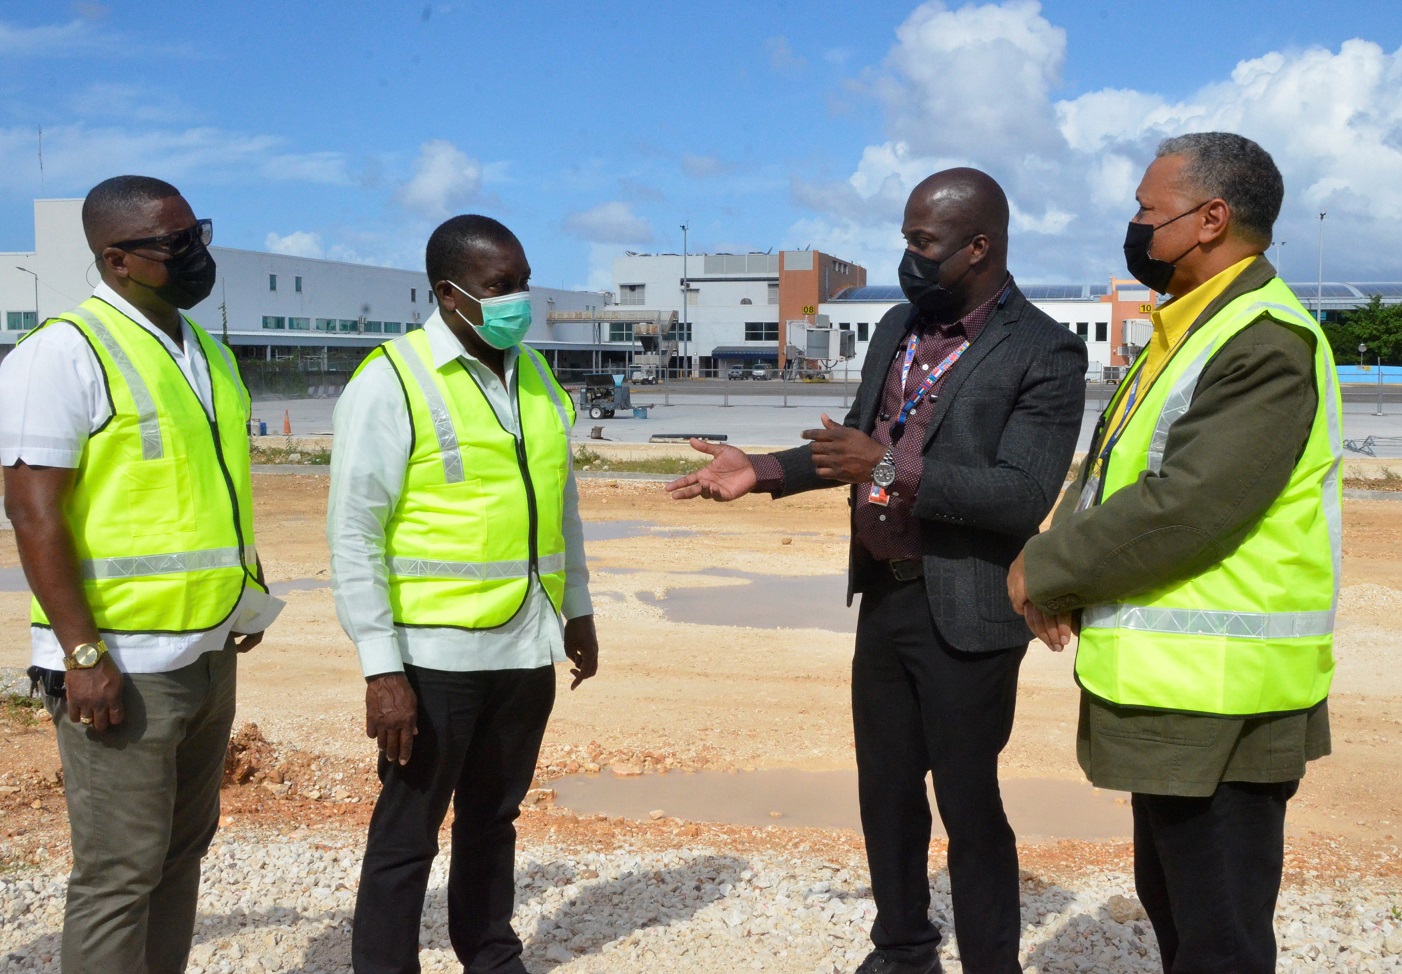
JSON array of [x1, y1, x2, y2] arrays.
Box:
[[1156, 133, 1283, 246]]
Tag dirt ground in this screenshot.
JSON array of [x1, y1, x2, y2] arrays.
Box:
[[3, 470, 1401, 884]]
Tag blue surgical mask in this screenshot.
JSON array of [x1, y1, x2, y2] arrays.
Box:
[[446, 280, 532, 349]]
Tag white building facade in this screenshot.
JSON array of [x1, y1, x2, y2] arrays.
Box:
[[0, 199, 611, 391]]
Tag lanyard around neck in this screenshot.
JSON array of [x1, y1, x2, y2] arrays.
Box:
[[890, 339, 970, 444]]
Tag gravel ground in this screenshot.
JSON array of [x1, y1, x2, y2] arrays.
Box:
[[3, 828, 1401, 973]]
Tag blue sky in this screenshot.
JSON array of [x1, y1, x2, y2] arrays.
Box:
[[3, 1, 1402, 291]]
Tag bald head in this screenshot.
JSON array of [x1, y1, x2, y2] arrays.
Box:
[[899, 168, 1010, 320], [82, 175, 184, 256], [906, 168, 1009, 257]]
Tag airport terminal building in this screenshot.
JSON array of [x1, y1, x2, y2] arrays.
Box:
[[4, 198, 1398, 392]]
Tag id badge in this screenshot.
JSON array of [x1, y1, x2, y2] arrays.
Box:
[[1076, 474, 1100, 512], [869, 483, 891, 507]]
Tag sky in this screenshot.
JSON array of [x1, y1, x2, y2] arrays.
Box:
[[3, 1, 1402, 292]]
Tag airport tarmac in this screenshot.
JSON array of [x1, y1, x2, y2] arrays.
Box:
[[251, 381, 1402, 455]]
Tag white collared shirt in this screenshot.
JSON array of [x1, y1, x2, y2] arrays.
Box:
[[0, 284, 283, 673], [327, 310, 591, 677]]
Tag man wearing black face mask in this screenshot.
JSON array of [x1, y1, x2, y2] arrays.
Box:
[[1010, 134, 1340, 974], [0, 175, 279, 972], [668, 168, 1086, 974]]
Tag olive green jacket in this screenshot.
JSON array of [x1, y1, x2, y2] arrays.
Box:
[[1022, 257, 1330, 796]]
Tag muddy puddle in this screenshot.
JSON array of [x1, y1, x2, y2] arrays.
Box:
[[585, 520, 698, 543], [637, 570, 855, 632], [0, 567, 28, 592], [551, 769, 1131, 841]]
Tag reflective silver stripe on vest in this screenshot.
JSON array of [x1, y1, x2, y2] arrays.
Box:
[[70, 307, 164, 460], [81, 546, 243, 581], [521, 347, 572, 433], [391, 336, 464, 484], [1238, 299, 1347, 605], [1081, 602, 1335, 639], [1147, 344, 1216, 473], [388, 551, 567, 580]]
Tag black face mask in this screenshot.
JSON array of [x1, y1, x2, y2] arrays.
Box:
[[898, 238, 973, 319], [152, 243, 217, 309], [1122, 203, 1207, 295]]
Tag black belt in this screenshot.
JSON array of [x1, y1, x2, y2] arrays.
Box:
[[885, 558, 925, 582]]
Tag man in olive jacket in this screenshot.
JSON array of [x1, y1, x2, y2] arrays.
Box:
[[1009, 133, 1341, 974]]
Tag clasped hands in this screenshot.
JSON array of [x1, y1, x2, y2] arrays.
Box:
[[1007, 551, 1076, 652]]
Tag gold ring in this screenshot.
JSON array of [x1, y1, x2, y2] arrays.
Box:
[[79, 716, 93, 725]]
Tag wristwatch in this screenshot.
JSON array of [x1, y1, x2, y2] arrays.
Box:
[[871, 448, 897, 489], [64, 640, 109, 671]]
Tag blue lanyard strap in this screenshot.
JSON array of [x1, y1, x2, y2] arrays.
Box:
[[890, 339, 970, 443], [1098, 366, 1145, 461]]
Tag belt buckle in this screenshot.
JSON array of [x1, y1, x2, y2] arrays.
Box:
[[889, 558, 923, 582]]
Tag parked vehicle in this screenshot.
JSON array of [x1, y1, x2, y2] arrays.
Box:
[[630, 367, 659, 385], [727, 366, 747, 380], [751, 364, 773, 380]]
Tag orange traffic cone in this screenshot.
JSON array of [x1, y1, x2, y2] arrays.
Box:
[[283, 410, 292, 436]]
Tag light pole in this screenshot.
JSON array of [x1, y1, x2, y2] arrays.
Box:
[[1272, 239, 1286, 276], [679, 222, 689, 381], [1315, 212, 1326, 325], [1360, 342, 1368, 369], [15, 266, 39, 329]]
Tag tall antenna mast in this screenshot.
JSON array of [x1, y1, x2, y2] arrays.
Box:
[[38, 125, 44, 193]]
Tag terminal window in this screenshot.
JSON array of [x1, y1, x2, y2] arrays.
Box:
[[339, 319, 359, 332], [411, 288, 417, 303], [315, 318, 335, 332], [5, 311, 37, 331], [768, 283, 779, 305], [619, 284, 645, 306], [744, 321, 779, 341], [1075, 322, 1089, 339], [365, 321, 383, 333], [1095, 321, 1108, 342], [269, 274, 277, 292], [262, 316, 286, 330], [384, 322, 402, 334], [289, 317, 310, 331], [294, 276, 303, 293], [609, 322, 634, 342], [857, 323, 869, 342]]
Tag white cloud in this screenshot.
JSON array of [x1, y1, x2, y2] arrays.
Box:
[[791, 1, 1402, 281], [394, 140, 483, 220], [682, 154, 731, 179], [0, 122, 353, 199], [766, 36, 806, 73], [563, 201, 655, 244], [0, 19, 102, 55], [264, 231, 325, 259]]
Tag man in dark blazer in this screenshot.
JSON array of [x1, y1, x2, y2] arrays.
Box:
[[667, 168, 1086, 974]]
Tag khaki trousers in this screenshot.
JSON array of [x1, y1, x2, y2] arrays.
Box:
[[44, 646, 237, 974]]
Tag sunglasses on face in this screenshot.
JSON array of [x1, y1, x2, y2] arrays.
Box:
[[111, 219, 213, 258]]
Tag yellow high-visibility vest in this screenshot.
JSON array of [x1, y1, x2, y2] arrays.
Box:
[[1075, 277, 1343, 716], [27, 298, 260, 634], [371, 331, 575, 628]]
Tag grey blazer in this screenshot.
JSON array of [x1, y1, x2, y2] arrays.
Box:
[[770, 283, 1087, 652]]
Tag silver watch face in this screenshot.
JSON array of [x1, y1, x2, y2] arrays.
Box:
[[872, 461, 897, 488]]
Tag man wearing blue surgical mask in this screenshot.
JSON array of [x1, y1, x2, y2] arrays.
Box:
[[328, 214, 598, 974]]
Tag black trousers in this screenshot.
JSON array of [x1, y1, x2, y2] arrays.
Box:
[[352, 664, 556, 974], [853, 572, 1026, 974], [1133, 781, 1297, 974]]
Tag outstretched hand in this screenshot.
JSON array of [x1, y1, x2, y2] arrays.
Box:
[[665, 438, 757, 501]]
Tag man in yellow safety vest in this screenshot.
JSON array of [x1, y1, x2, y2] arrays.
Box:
[[328, 214, 598, 974], [1009, 133, 1342, 974], [1, 175, 281, 972]]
